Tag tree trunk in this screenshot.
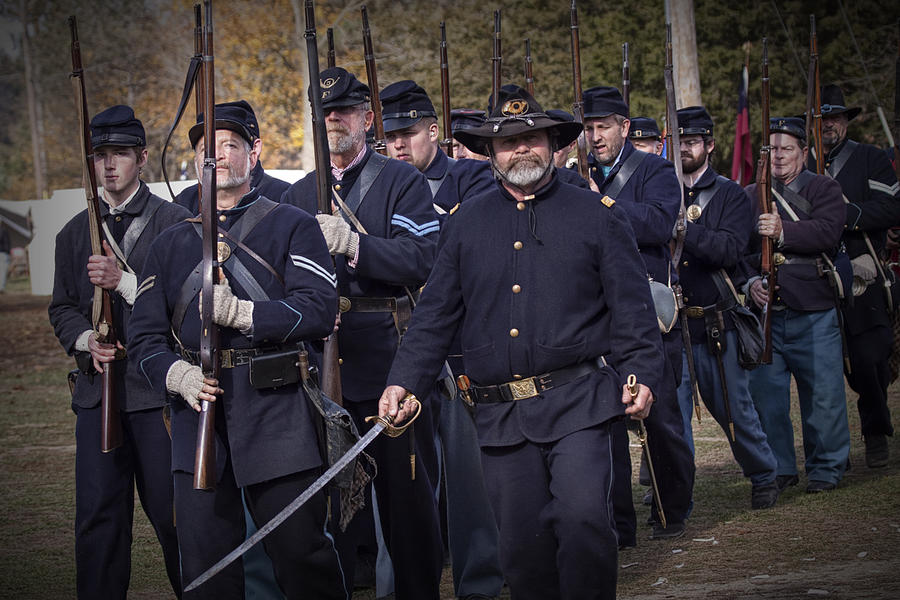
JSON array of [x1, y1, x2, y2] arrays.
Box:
[[21, 0, 46, 199], [290, 0, 315, 173], [665, 0, 702, 108]]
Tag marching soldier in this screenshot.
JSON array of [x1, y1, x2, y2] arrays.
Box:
[[746, 117, 851, 493], [48, 105, 187, 598], [128, 107, 346, 598], [629, 117, 664, 156], [582, 84, 695, 542], [280, 67, 444, 600], [380, 78, 503, 600], [673, 106, 780, 509], [811, 85, 900, 468], [378, 85, 665, 600], [174, 100, 289, 216]]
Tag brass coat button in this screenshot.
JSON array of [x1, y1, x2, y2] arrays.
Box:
[[334, 184, 342, 191], [513, 241, 523, 250], [512, 284, 521, 293], [114, 215, 122, 222], [509, 328, 519, 337], [512, 374, 523, 380], [219, 214, 227, 222], [516, 202, 525, 211]]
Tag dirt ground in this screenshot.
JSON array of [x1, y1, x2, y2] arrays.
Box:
[[1, 285, 898, 599]]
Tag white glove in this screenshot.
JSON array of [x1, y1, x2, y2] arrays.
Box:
[[316, 213, 359, 257], [166, 360, 204, 410], [850, 254, 877, 283], [199, 278, 253, 333]]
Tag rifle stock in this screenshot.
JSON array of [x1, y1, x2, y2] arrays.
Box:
[[758, 38, 774, 364], [68, 15, 123, 454], [361, 6, 386, 155], [440, 22, 453, 158], [194, 0, 219, 490], [492, 10, 501, 109], [524, 38, 534, 96], [306, 0, 343, 408], [569, 0, 589, 181]]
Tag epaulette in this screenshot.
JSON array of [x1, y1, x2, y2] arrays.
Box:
[[600, 195, 615, 208]]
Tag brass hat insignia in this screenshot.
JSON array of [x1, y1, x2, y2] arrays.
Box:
[[321, 76, 339, 89], [501, 99, 529, 116]]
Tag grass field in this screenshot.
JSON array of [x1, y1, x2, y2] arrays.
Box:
[[1, 279, 898, 599]]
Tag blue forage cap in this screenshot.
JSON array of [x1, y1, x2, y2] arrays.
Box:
[[189, 101, 255, 148], [450, 108, 487, 132], [628, 117, 661, 139], [380, 80, 437, 133], [90, 105, 145, 149], [769, 117, 806, 142], [313, 67, 370, 110], [582, 85, 629, 119], [676, 106, 714, 136]]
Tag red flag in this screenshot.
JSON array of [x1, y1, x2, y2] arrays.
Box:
[[731, 63, 753, 186]]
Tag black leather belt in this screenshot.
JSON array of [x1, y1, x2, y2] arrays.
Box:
[[470, 357, 607, 404], [684, 298, 737, 319], [339, 296, 408, 313], [181, 343, 303, 369]]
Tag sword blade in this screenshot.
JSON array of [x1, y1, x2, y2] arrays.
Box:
[[184, 420, 386, 592]]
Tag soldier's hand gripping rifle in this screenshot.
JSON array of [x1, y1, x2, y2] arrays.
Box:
[[361, 6, 386, 155], [664, 23, 703, 425], [69, 15, 123, 453], [306, 0, 343, 409], [492, 9, 502, 109], [524, 38, 534, 96], [194, 0, 220, 490], [569, 0, 590, 181], [622, 42, 630, 108], [440, 22, 453, 158], [757, 38, 775, 365]]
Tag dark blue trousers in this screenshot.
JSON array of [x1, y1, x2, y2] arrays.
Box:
[[73, 405, 180, 599], [846, 324, 895, 437], [481, 424, 618, 600], [174, 463, 346, 600], [611, 331, 695, 543]]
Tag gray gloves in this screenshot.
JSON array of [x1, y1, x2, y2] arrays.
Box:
[[851, 254, 877, 284], [316, 214, 359, 257], [166, 360, 204, 410], [199, 278, 253, 333]]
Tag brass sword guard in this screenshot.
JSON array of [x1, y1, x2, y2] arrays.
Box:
[[365, 393, 422, 438]]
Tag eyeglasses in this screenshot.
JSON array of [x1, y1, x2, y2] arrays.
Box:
[[679, 138, 704, 148]]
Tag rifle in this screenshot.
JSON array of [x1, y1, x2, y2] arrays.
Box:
[[757, 38, 774, 365], [622, 42, 630, 108], [68, 15, 123, 453], [326, 27, 335, 69], [894, 20, 899, 181], [492, 10, 502, 109], [194, 0, 219, 490], [440, 22, 453, 158], [306, 0, 343, 408], [806, 15, 825, 173], [663, 23, 702, 425], [569, 0, 590, 181], [524, 38, 534, 96], [361, 6, 386, 155]]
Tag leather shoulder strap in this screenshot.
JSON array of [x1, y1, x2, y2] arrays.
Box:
[[826, 140, 858, 179], [340, 153, 389, 220], [604, 150, 647, 198]]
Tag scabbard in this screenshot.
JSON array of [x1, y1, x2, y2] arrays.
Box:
[[675, 285, 702, 423]]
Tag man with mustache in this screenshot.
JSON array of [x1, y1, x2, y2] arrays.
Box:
[[745, 117, 851, 494], [582, 85, 694, 543], [378, 85, 664, 600], [49, 105, 188, 598], [280, 67, 443, 600], [672, 106, 779, 509], [810, 85, 900, 469], [129, 105, 346, 598]]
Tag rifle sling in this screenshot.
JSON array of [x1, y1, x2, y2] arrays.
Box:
[[100, 194, 165, 274], [427, 157, 457, 198], [689, 175, 726, 217], [161, 55, 203, 201], [335, 152, 389, 223], [602, 150, 646, 198], [825, 139, 858, 179]]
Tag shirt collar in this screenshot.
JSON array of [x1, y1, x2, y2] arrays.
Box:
[[331, 145, 368, 181], [102, 182, 142, 215]]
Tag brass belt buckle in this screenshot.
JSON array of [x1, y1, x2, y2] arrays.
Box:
[[339, 296, 352, 313], [220, 349, 234, 369], [508, 377, 539, 400], [685, 306, 705, 319], [773, 252, 786, 266]]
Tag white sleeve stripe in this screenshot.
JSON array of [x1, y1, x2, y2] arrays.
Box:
[[390, 215, 441, 236], [868, 179, 899, 196], [290, 254, 337, 287]]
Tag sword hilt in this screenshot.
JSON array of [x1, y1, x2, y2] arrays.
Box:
[[365, 393, 422, 438]]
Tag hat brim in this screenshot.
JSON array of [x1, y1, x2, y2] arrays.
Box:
[[454, 117, 583, 156], [382, 115, 424, 133], [189, 119, 253, 149], [321, 96, 369, 111], [797, 106, 862, 121]]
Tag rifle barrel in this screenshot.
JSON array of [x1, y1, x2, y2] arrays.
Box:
[[524, 38, 534, 96], [622, 42, 630, 108], [327, 27, 335, 69], [361, 6, 386, 155], [440, 22, 453, 158], [758, 37, 774, 364], [569, 0, 589, 181], [492, 10, 501, 109]]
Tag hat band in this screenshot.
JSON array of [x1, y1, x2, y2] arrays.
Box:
[[630, 130, 660, 138], [383, 109, 436, 120], [678, 126, 712, 135], [91, 132, 145, 148], [821, 104, 847, 114]]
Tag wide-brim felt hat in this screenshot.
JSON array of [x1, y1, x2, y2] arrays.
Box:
[[820, 84, 861, 120], [454, 86, 583, 156]]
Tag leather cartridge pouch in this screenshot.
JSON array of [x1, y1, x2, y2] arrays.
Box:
[[249, 349, 301, 390]]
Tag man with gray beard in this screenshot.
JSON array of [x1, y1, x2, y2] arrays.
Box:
[[378, 85, 665, 600], [280, 67, 443, 600]]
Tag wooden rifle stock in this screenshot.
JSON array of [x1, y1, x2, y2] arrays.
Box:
[[440, 22, 453, 158], [326, 27, 336, 69], [306, 0, 343, 408], [569, 0, 590, 181], [68, 15, 122, 453], [492, 10, 502, 109], [361, 6, 386, 155], [758, 38, 774, 364], [524, 38, 534, 96], [194, 0, 219, 490], [622, 42, 630, 108]]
